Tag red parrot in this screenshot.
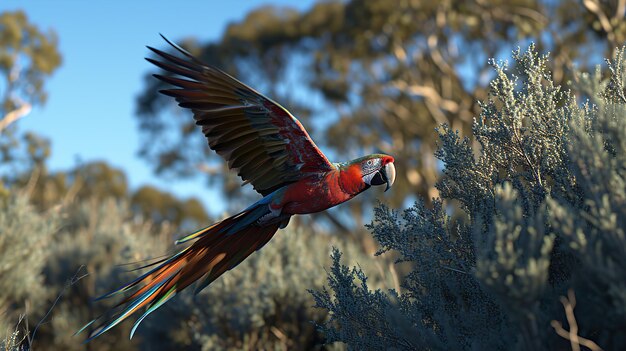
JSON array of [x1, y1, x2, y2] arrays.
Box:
[[79, 36, 395, 341]]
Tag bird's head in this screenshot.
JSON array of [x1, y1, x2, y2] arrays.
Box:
[[356, 154, 396, 192]]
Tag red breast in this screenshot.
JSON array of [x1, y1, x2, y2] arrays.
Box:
[[339, 164, 365, 195]]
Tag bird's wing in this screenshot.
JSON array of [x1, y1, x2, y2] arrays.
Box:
[[147, 36, 335, 196]]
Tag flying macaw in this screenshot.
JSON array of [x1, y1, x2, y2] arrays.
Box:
[[79, 36, 395, 341]]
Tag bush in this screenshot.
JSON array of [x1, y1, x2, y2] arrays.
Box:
[[0, 194, 58, 350], [311, 45, 626, 350], [146, 227, 394, 351], [1, 194, 394, 350]]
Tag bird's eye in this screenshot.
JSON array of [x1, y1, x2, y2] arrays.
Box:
[[366, 160, 373, 166]]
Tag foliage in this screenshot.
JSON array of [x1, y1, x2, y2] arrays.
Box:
[[0, 10, 61, 167], [4, 2, 626, 350], [135, 0, 624, 226], [0, 191, 393, 350], [0, 10, 61, 114], [138, 226, 393, 351], [311, 45, 626, 350], [4, 159, 210, 229], [1, 196, 159, 351], [0, 194, 58, 348], [130, 185, 208, 229]]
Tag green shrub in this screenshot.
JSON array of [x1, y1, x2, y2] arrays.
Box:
[[1, 194, 394, 350], [141, 226, 394, 351], [0, 194, 58, 350], [312, 45, 626, 350]]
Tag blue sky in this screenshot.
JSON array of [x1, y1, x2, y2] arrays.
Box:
[[1, 0, 317, 215]]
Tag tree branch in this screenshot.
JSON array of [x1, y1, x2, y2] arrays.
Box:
[[0, 102, 32, 132], [616, 0, 626, 22], [583, 0, 616, 46], [392, 80, 459, 114], [551, 289, 604, 351]]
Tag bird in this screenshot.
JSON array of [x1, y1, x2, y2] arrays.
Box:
[[77, 35, 395, 341]]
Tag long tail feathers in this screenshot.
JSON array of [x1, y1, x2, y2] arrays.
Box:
[[77, 205, 280, 342]]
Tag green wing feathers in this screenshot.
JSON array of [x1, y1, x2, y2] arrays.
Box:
[[146, 36, 335, 197]]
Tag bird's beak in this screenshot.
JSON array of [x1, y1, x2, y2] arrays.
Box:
[[383, 162, 396, 192], [368, 162, 396, 192]]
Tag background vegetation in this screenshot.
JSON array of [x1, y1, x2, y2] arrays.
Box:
[[312, 44, 626, 351], [1, 0, 625, 350]]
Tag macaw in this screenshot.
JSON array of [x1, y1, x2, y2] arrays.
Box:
[[79, 36, 395, 341]]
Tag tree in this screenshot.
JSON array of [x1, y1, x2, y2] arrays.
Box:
[[131, 185, 209, 228], [135, 0, 625, 229], [8, 156, 210, 228], [0, 10, 61, 163], [310, 45, 626, 351]]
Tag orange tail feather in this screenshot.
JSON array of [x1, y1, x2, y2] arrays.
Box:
[[78, 206, 281, 341]]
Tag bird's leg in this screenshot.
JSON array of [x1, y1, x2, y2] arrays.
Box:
[[256, 205, 282, 226]]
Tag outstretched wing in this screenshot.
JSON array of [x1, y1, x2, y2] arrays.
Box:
[[147, 36, 335, 196]]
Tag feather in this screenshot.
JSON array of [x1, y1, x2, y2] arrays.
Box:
[[161, 89, 240, 105], [78, 203, 283, 341], [147, 36, 335, 196], [147, 45, 202, 71], [145, 57, 201, 81], [153, 74, 205, 90], [229, 148, 268, 170]]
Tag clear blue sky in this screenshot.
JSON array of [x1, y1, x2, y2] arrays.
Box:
[[1, 0, 317, 215]]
